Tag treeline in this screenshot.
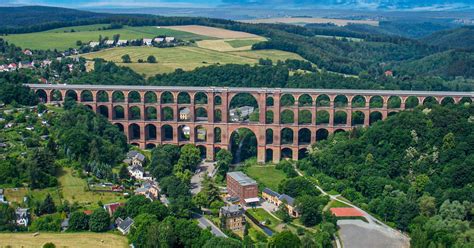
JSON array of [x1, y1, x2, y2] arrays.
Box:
[[301, 104, 474, 247]]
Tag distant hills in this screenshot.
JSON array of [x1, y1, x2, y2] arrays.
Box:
[[422, 26, 474, 49]]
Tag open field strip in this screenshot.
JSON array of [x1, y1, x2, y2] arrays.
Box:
[[241, 17, 379, 26], [0, 232, 128, 248], [164, 25, 263, 38], [196, 37, 266, 52]]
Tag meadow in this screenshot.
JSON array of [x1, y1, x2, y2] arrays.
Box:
[[244, 165, 288, 191], [0, 232, 128, 248]]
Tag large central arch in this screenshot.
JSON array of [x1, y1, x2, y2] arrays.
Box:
[[229, 127, 257, 163]]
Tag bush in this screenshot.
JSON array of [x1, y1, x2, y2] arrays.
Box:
[[30, 213, 62, 231], [89, 208, 110, 232]]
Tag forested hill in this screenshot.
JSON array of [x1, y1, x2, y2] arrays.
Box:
[[422, 26, 474, 50]]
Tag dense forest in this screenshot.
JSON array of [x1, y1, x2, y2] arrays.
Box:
[[300, 104, 474, 247]]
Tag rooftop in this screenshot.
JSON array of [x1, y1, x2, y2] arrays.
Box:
[[227, 171, 257, 186], [330, 207, 364, 217]]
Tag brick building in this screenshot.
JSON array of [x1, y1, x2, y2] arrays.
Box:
[[226, 172, 259, 205]]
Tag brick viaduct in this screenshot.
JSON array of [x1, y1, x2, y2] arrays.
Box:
[[28, 84, 473, 163]]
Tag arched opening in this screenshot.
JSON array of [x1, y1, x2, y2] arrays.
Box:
[[266, 129, 273, 144], [405, 96, 419, 109], [334, 129, 346, 135], [114, 123, 124, 132], [459, 97, 472, 104], [128, 106, 141, 120], [369, 96, 383, 108], [195, 126, 207, 142], [97, 90, 108, 102], [214, 95, 222, 106], [161, 91, 174, 104], [179, 107, 191, 121], [214, 109, 222, 122], [161, 125, 173, 141], [178, 125, 191, 141], [334, 111, 347, 125], [84, 105, 93, 110], [80, 90, 93, 102], [316, 110, 330, 125], [36, 89, 47, 103], [388, 96, 401, 109], [280, 94, 295, 107], [334, 95, 348, 108], [316, 128, 329, 141], [265, 149, 273, 163], [298, 128, 311, 145], [229, 128, 257, 163], [298, 94, 312, 107], [145, 124, 157, 140], [128, 91, 141, 103], [266, 96, 274, 107], [112, 91, 125, 102], [441, 97, 455, 106], [129, 124, 140, 140], [144, 91, 157, 103], [65, 90, 78, 101], [369, 111, 383, 125], [266, 110, 274, 124], [423, 96, 438, 107], [298, 110, 312, 125], [178, 92, 191, 104], [146, 143, 156, 150], [98, 105, 109, 118], [197, 145, 207, 159], [195, 107, 208, 122], [351, 95, 366, 108], [214, 147, 222, 157], [161, 107, 174, 121], [388, 111, 398, 117], [51, 90, 62, 102], [131, 143, 139, 147], [281, 128, 294, 145], [298, 148, 308, 160], [214, 127, 221, 143], [316, 94, 330, 107], [113, 106, 124, 119], [281, 148, 293, 160], [145, 107, 157, 120], [229, 93, 258, 123], [352, 111, 365, 125], [194, 92, 208, 104], [280, 109, 294, 124]]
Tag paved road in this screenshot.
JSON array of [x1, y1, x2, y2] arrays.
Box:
[[193, 213, 228, 238], [190, 160, 216, 195]]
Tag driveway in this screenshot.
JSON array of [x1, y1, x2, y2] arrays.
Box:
[[190, 160, 216, 195], [193, 213, 227, 238], [338, 220, 409, 248]]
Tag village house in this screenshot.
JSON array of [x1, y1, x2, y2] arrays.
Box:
[[226, 172, 259, 205], [8, 63, 17, 70], [103, 202, 125, 216], [19, 62, 35, 69], [154, 37, 164, 43], [126, 150, 146, 167], [179, 108, 191, 121], [116, 217, 134, 235], [0, 189, 7, 204], [262, 188, 300, 217], [229, 106, 254, 122], [143, 38, 153, 46], [0, 65, 7, 72], [16, 208, 29, 226], [127, 165, 153, 181], [135, 180, 159, 200], [105, 40, 115, 46], [23, 49, 33, 56], [165, 37, 175, 43], [116, 40, 128, 46], [89, 41, 99, 47], [220, 205, 246, 232]]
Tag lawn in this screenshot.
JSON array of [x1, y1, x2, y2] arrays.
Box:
[[226, 39, 262, 48], [0, 24, 208, 50], [244, 165, 287, 191], [247, 208, 281, 231], [0, 232, 128, 248]]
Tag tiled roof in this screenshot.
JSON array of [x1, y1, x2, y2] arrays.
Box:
[[278, 194, 295, 206], [263, 188, 280, 197], [330, 207, 364, 217]]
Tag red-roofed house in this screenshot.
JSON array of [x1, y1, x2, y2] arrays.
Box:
[[83, 210, 93, 215], [330, 207, 364, 217], [103, 202, 125, 216], [384, 70, 394, 77]]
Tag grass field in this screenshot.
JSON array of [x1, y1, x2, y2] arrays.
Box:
[[0, 232, 128, 248], [82, 46, 306, 76], [244, 165, 287, 191], [226, 39, 263, 48], [165, 25, 262, 39], [0, 25, 208, 50], [196, 38, 265, 52], [247, 208, 281, 231]]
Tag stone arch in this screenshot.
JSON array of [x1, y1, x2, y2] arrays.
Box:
[[265, 149, 273, 163], [280, 109, 294, 124], [352, 111, 365, 125], [405, 96, 419, 109], [161, 91, 174, 104], [214, 109, 222, 122], [84, 105, 93, 110], [161, 107, 174, 121], [214, 127, 222, 143], [144, 91, 157, 103], [112, 91, 125, 102], [281, 94, 295, 107], [129, 124, 140, 140], [441, 97, 455, 106], [96, 90, 108, 102], [65, 90, 78, 101], [145, 106, 157, 120], [459, 97, 472, 104], [229, 127, 257, 163], [146, 143, 156, 149], [316, 110, 330, 125], [80, 90, 93, 102], [334, 129, 346, 135], [128, 91, 141, 103], [36, 89, 47, 103], [98, 105, 109, 118], [145, 124, 157, 140], [114, 123, 124, 132], [298, 94, 312, 107], [387, 96, 401, 109], [298, 110, 312, 125], [266, 96, 274, 106], [334, 95, 348, 108], [229, 93, 258, 123], [351, 95, 366, 108], [197, 145, 207, 158], [195, 125, 207, 142], [316, 94, 330, 107], [298, 148, 308, 160], [281, 148, 293, 160], [334, 111, 347, 125], [113, 106, 125, 119], [369, 111, 383, 125], [179, 107, 191, 121], [388, 111, 398, 117], [369, 96, 383, 108], [131, 143, 140, 147], [423, 96, 438, 106], [128, 106, 141, 120], [50, 89, 62, 101], [161, 125, 173, 141], [266, 129, 273, 144], [298, 128, 311, 145], [266, 110, 274, 124], [178, 125, 191, 141], [214, 95, 222, 106], [195, 107, 208, 122], [281, 128, 294, 145], [316, 128, 329, 141], [194, 92, 208, 104], [178, 92, 191, 104]]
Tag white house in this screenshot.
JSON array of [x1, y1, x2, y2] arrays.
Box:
[[16, 208, 29, 226], [165, 37, 175, 43], [116, 40, 128, 46], [143, 39, 153, 46], [127, 165, 153, 181], [154, 37, 164, 43], [89, 41, 99, 47], [105, 40, 115, 46]]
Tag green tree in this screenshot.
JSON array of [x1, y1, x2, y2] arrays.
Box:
[[68, 211, 89, 231], [119, 164, 129, 180], [121, 54, 131, 63], [268, 230, 301, 248], [0, 204, 16, 231], [176, 144, 201, 173], [38, 194, 56, 215], [296, 195, 328, 227], [126, 195, 151, 218], [89, 208, 110, 232], [203, 237, 242, 248], [147, 55, 157, 63]]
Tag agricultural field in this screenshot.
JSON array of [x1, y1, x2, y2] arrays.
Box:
[[244, 165, 288, 191], [0, 232, 128, 248], [164, 25, 262, 39], [242, 17, 379, 26], [196, 38, 265, 52], [0, 24, 209, 50]]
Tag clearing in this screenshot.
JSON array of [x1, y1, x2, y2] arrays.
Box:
[[242, 17, 379, 26], [196, 38, 266, 52], [0, 232, 128, 248], [164, 25, 262, 39], [244, 165, 288, 191], [0, 24, 208, 50]]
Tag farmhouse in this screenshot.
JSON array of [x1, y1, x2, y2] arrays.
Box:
[[220, 205, 246, 231], [262, 188, 300, 217], [226, 171, 259, 205]]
